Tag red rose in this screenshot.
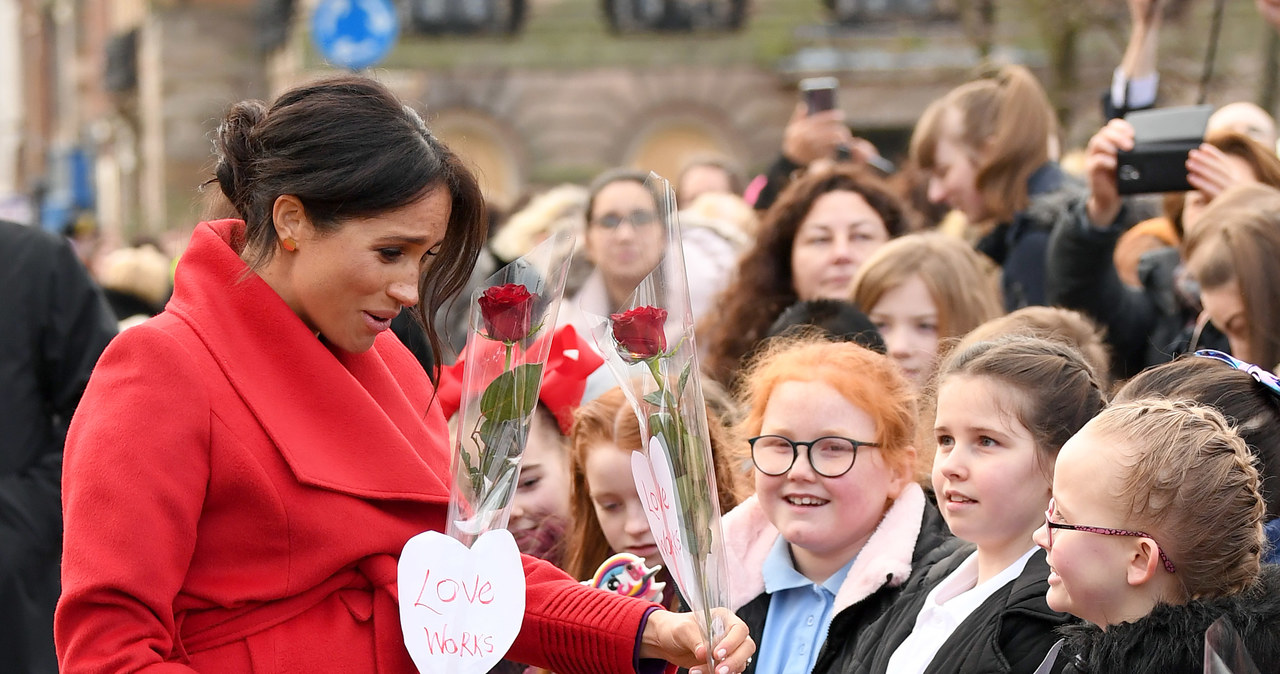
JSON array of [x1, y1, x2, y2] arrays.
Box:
[[478, 284, 535, 342], [611, 306, 668, 359]]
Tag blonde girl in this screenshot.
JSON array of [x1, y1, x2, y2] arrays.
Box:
[[850, 232, 1003, 391], [1034, 399, 1279, 672], [849, 336, 1106, 674]]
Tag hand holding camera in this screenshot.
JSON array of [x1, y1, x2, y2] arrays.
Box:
[[784, 77, 889, 172], [1087, 104, 1250, 229], [1085, 118, 1136, 228], [782, 102, 852, 167]]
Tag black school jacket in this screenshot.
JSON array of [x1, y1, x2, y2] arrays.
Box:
[[1056, 564, 1280, 674], [845, 547, 1072, 674]]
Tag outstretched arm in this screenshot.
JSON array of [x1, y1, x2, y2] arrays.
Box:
[[1107, 0, 1163, 119], [640, 608, 755, 674]]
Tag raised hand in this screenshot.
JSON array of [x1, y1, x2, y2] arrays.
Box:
[[1084, 118, 1136, 228], [782, 103, 854, 167]]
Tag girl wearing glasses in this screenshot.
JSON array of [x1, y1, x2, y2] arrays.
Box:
[[1031, 399, 1280, 672], [721, 338, 964, 674], [849, 336, 1105, 674]]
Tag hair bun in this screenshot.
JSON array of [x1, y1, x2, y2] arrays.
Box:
[[214, 100, 268, 209]]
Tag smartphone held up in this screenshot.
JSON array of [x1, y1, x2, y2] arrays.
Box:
[[800, 77, 838, 115], [1115, 104, 1213, 195]]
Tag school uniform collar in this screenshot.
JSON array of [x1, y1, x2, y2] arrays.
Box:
[[761, 537, 856, 596]]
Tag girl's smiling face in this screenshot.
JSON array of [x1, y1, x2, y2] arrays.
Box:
[[508, 408, 571, 557], [1034, 424, 1144, 626], [932, 375, 1053, 571], [754, 379, 912, 581]]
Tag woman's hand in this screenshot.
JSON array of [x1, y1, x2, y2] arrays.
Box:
[[639, 608, 756, 674], [1084, 118, 1136, 228], [1186, 142, 1255, 202], [782, 104, 854, 167]]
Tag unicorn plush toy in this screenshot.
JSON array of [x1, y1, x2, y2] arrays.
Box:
[[584, 552, 666, 604]]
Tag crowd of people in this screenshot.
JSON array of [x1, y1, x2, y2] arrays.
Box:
[[3, 1, 1280, 673]]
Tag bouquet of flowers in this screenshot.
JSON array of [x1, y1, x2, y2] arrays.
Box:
[[588, 173, 729, 669], [445, 231, 577, 542]]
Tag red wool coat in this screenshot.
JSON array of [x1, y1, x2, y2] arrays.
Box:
[[57, 220, 656, 673]]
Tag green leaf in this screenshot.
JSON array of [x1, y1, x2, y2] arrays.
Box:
[[479, 363, 544, 424], [647, 412, 680, 451], [643, 390, 667, 407], [678, 363, 691, 397]]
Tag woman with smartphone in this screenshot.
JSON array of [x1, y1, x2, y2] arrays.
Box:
[[1045, 120, 1280, 380]]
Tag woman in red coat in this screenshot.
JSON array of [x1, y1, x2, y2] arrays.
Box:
[[55, 76, 753, 674]]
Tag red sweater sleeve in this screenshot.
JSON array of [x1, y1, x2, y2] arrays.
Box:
[[510, 554, 671, 674], [56, 325, 211, 673]]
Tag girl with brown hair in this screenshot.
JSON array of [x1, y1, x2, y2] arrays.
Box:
[[911, 64, 1082, 311], [847, 336, 1106, 674], [564, 387, 745, 597], [849, 233, 1003, 391], [1183, 184, 1280, 372]]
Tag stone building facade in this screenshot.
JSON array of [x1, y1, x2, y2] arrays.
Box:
[[8, 0, 1276, 243]]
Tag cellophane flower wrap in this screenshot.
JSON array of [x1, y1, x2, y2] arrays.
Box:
[[446, 231, 575, 544], [588, 173, 729, 667], [1204, 616, 1262, 674]]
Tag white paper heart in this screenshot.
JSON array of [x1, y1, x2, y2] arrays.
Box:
[[398, 529, 525, 674], [630, 437, 703, 610]]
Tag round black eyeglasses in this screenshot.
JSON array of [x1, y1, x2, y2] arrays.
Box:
[[748, 434, 879, 478]]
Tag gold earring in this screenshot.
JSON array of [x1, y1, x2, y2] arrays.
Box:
[[282, 237, 298, 252]]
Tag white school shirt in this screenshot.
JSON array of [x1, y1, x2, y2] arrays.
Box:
[[884, 546, 1039, 674]]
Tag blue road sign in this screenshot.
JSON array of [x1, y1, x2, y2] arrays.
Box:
[[311, 0, 399, 71]]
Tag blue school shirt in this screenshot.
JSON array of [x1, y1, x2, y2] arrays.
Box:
[[755, 537, 856, 674]]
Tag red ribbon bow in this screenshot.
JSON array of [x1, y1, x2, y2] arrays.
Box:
[[436, 325, 605, 435]]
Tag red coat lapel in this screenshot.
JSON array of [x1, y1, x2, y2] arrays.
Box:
[[169, 220, 450, 503]]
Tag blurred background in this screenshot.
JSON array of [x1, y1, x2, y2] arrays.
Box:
[[1, 0, 1276, 253]]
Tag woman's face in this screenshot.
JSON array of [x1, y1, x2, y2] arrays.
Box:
[[266, 189, 449, 353], [933, 375, 1052, 567], [868, 274, 940, 389], [1199, 279, 1252, 364], [791, 190, 891, 301], [509, 409, 571, 556], [753, 379, 910, 580], [585, 442, 661, 570], [1034, 424, 1141, 626], [926, 107, 988, 223], [585, 181, 665, 291]]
